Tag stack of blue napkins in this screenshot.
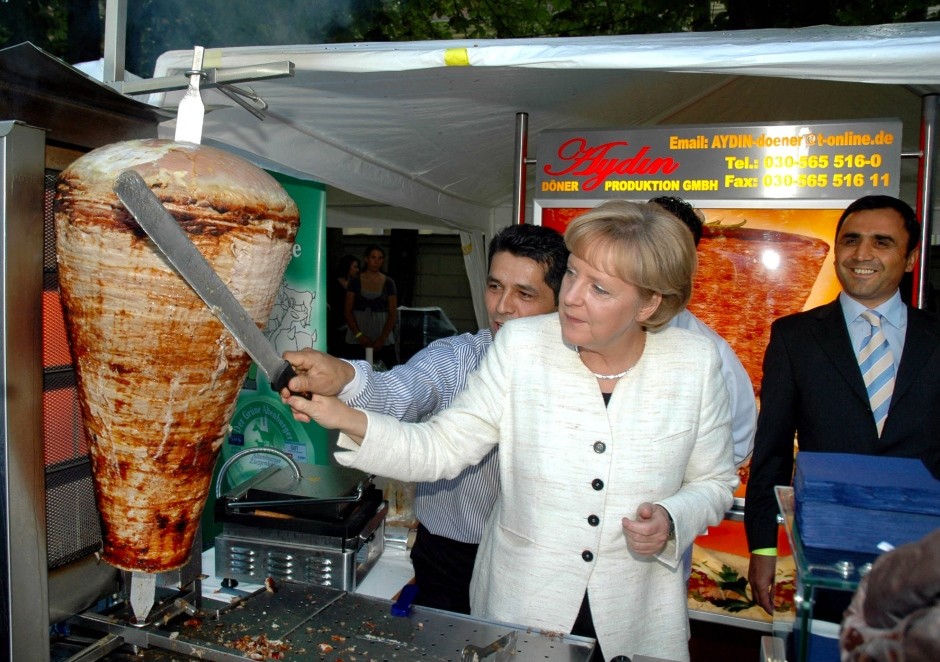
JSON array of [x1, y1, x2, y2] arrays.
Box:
[[794, 452, 940, 555]]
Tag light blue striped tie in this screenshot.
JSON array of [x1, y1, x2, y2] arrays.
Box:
[[857, 310, 895, 436]]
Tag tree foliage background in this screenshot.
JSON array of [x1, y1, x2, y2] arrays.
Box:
[[1, 0, 937, 77]]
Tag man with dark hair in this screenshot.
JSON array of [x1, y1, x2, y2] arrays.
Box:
[[282, 223, 568, 613], [651, 196, 704, 246], [650, 196, 756, 468], [745, 194, 940, 615]]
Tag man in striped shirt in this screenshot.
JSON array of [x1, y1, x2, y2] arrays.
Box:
[[283, 223, 568, 613], [649, 196, 756, 468]]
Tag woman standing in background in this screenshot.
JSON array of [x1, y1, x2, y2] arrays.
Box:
[[328, 254, 360, 358], [344, 245, 398, 367]]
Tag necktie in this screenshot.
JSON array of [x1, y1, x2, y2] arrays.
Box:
[[857, 310, 895, 436]]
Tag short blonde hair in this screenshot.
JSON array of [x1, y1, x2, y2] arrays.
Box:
[[564, 200, 696, 331]]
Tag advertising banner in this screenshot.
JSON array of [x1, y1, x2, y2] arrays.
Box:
[[204, 176, 329, 545], [535, 119, 901, 205], [534, 119, 904, 628], [223, 174, 330, 477], [535, 119, 904, 397]]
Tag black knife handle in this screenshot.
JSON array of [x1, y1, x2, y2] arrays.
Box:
[[271, 362, 312, 399], [271, 362, 297, 393]]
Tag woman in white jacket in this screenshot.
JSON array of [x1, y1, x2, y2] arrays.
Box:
[[282, 200, 738, 662]]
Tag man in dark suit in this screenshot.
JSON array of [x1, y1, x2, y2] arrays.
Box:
[[745, 194, 940, 614]]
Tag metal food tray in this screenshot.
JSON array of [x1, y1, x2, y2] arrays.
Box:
[[80, 580, 595, 661]]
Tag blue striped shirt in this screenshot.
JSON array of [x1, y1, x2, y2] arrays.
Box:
[[342, 330, 497, 543]]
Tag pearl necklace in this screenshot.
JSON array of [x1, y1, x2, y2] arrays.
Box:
[[576, 347, 634, 380]]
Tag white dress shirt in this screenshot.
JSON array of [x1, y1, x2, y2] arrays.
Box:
[[669, 309, 756, 466]]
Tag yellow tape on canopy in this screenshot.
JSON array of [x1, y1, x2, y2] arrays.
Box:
[[444, 48, 470, 66]]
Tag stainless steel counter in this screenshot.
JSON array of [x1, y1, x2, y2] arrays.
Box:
[[71, 541, 595, 661]]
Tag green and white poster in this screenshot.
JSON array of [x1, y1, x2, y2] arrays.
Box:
[[203, 174, 330, 543]]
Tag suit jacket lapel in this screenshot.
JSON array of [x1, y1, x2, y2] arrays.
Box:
[[811, 299, 869, 403], [892, 307, 940, 405]]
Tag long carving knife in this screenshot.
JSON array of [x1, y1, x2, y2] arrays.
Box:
[[112, 169, 297, 392]]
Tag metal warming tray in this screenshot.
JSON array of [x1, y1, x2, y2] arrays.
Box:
[[214, 458, 387, 591], [74, 580, 596, 661]]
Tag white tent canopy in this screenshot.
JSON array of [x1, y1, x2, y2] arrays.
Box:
[[149, 22, 940, 237]]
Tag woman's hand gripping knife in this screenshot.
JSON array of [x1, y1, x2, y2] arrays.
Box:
[[279, 348, 367, 444]]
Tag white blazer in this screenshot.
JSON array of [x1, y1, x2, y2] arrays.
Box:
[[336, 313, 737, 662]]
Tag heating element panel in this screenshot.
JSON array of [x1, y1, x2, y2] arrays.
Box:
[[42, 168, 103, 571]]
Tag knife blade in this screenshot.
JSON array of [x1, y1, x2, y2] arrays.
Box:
[[112, 169, 297, 393]]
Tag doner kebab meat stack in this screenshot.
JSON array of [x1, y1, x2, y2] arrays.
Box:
[[54, 139, 300, 572]]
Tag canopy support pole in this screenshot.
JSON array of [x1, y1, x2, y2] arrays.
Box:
[[102, 0, 127, 84], [915, 93, 938, 309], [513, 112, 535, 225]]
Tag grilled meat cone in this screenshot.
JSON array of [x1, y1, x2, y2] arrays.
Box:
[[54, 139, 299, 571]]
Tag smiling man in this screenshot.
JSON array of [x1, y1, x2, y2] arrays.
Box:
[[744, 195, 940, 615], [281, 223, 568, 613]]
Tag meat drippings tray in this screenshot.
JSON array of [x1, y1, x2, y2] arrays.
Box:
[[135, 581, 595, 661]]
